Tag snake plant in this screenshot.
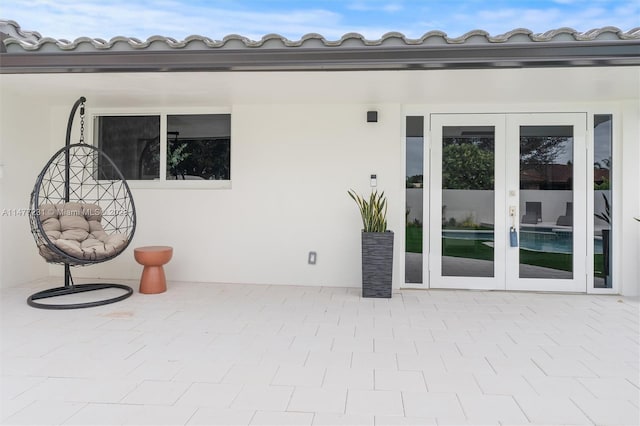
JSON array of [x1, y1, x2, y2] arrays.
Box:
[[348, 189, 388, 232], [594, 193, 611, 225]]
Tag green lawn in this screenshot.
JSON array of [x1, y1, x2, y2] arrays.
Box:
[[594, 253, 605, 278], [406, 226, 575, 272], [444, 239, 573, 272], [442, 238, 493, 261], [406, 225, 422, 253], [519, 250, 572, 272]]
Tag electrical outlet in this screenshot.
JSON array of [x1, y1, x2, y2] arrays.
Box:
[[308, 251, 317, 265]]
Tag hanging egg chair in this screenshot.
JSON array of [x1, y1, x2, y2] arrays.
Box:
[[27, 97, 137, 309]]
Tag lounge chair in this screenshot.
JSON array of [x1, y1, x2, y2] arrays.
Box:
[[556, 202, 573, 226], [521, 201, 542, 224]]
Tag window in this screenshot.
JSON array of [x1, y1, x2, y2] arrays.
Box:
[[96, 115, 160, 180], [167, 115, 230, 180], [594, 114, 612, 289], [405, 116, 424, 284], [94, 112, 231, 185]]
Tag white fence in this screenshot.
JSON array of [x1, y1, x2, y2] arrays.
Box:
[[406, 188, 611, 227]]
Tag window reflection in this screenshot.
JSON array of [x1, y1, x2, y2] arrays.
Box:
[[519, 126, 574, 279], [441, 126, 495, 278], [167, 115, 231, 180], [594, 115, 612, 288], [96, 115, 160, 180], [405, 116, 423, 283]]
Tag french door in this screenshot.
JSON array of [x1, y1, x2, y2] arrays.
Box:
[[429, 113, 587, 292]]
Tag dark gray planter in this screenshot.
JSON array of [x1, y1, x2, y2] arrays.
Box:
[[361, 231, 394, 298]]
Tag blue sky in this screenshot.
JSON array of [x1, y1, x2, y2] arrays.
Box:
[[2, 0, 638, 41]]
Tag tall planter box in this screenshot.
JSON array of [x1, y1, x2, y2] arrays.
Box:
[[361, 231, 394, 298]]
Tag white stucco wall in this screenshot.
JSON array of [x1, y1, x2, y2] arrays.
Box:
[[406, 188, 423, 223], [66, 103, 404, 288], [442, 190, 595, 227], [0, 91, 52, 287], [618, 100, 640, 296], [0, 68, 638, 295]]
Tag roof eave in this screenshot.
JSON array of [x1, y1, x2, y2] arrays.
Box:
[[1, 40, 639, 74]]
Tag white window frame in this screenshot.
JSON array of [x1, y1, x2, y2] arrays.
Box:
[[88, 107, 232, 190]]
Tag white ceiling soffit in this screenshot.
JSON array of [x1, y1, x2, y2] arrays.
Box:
[[2, 67, 637, 107], [1, 20, 640, 73]]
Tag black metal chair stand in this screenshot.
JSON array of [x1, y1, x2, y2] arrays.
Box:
[[26, 265, 134, 310]]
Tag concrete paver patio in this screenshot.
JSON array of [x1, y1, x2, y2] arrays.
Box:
[[1, 278, 638, 425]]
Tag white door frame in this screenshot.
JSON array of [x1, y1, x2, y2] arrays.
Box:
[[505, 113, 587, 292], [429, 114, 507, 290], [428, 113, 588, 292]]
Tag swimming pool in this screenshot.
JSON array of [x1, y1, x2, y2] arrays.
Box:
[[442, 229, 603, 254]]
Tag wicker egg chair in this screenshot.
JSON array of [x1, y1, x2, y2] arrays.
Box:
[[27, 97, 137, 309]]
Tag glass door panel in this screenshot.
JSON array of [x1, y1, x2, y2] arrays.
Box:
[[593, 115, 613, 289], [442, 126, 495, 277], [519, 125, 574, 279], [405, 116, 424, 284], [506, 114, 586, 292], [430, 114, 506, 290]]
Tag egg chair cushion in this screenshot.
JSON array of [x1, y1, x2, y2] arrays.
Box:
[[37, 202, 128, 262]]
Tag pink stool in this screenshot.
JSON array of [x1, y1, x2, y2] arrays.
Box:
[[134, 246, 173, 294]]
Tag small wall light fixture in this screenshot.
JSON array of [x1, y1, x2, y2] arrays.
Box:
[[367, 111, 378, 123]]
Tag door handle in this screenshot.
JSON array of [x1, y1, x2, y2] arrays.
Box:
[[509, 206, 518, 247], [510, 227, 518, 247]]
